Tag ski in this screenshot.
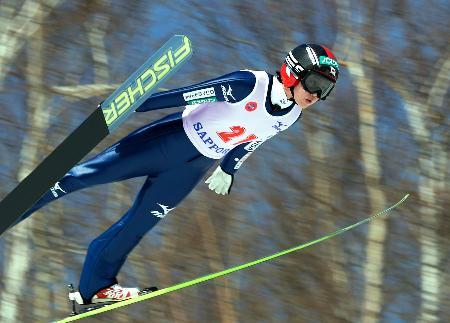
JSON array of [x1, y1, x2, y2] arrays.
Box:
[[56, 194, 409, 322], [0, 35, 192, 235]]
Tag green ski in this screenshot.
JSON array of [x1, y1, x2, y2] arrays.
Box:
[[56, 194, 409, 322]]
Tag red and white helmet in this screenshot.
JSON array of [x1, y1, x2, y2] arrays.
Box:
[[280, 44, 339, 100]]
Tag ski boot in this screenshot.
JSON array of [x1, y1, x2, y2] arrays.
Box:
[[68, 283, 158, 315]]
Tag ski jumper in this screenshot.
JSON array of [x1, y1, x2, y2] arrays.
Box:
[[12, 70, 301, 301]]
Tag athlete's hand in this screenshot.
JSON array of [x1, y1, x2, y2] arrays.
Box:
[[205, 166, 233, 195]]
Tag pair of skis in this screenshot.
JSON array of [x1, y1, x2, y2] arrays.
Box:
[[56, 194, 409, 322]]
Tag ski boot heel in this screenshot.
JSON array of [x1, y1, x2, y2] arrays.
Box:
[[68, 284, 82, 316], [67, 283, 113, 315]]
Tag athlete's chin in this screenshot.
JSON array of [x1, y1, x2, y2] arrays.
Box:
[[298, 98, 316, 109]]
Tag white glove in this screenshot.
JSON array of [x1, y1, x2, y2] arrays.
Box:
[[205, 166, 233, 195]]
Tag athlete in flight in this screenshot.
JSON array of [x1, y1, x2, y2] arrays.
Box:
[[12, 43, 340, 305]]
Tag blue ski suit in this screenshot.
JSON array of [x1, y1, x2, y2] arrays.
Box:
[[13, 70, 301, 301]]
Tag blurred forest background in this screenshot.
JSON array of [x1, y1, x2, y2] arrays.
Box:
[[0, 0, 448, 322]]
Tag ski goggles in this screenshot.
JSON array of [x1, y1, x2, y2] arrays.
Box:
[[300, 70, 336, 100]]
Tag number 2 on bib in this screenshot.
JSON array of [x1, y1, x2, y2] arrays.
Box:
[[217, 126, 258, 145]]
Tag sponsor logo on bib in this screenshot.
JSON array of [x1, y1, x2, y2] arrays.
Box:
[[183, 87, 216, 105]]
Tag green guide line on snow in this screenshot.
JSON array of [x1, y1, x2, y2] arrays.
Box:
[[57, 194, 410, 322]]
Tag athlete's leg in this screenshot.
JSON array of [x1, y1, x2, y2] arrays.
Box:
[[11, 113, 185, 227], [78, 155, 214, 301]]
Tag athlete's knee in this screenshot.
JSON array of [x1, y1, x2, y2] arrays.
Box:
[[66, 166, 94, 189]]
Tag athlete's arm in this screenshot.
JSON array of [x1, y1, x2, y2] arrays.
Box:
[[220, 138, 270, 175], [205, 138, 270, 195], [135, 70, 256, 112]]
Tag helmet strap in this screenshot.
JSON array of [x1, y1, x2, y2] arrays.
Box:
[[289, 86, 295, 102]]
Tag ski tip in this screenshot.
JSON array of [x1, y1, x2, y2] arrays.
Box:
[[172, 34, 191, 39]]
